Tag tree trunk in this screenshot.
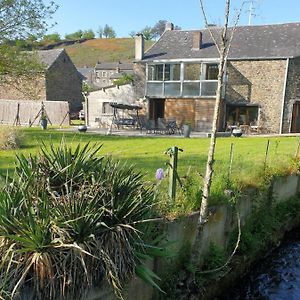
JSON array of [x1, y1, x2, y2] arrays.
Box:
[[199, 50, 226, 225], [190, 0, 230, 267]]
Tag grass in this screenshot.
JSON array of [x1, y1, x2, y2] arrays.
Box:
[[62, 38, 154, 67], [0, 126, 299, 207]]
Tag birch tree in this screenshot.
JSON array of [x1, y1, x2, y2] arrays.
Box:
[[191, 0, 244, 264]]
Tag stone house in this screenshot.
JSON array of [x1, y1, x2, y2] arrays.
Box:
[[134, 22, 300, 133], [77, 62, 134, 89], [93, 62, 133, 88], [0, 49, 83, 113]]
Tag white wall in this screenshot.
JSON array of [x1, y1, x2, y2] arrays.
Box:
[[87, 84, 144, 128]]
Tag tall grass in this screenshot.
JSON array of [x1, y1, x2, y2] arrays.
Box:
[[0, 127, 23, 150]]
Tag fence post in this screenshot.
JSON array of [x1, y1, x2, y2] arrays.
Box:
[[264, 139, 270, 170], [295, 138, 300, 157], [165, 146, 183, 200], [227, 143, 234, 187]]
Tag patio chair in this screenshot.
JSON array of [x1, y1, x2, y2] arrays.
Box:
[[176, 119, 184, 135], [157, 118, 168, 134], [146, 119, 156, 134], [166, 119, 177, 134]]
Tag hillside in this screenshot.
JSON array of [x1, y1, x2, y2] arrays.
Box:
[[56, 38, 154, 67]]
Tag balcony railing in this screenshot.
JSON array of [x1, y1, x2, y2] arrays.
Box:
[[146, 80, 218, 98]]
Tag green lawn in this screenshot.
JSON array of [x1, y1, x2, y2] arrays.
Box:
[[1, 127, 298, 188]]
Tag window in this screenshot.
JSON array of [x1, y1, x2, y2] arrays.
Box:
[[164, 64, 180, 81], [148, 64, 180, 81], [102, 102, 113, 114], [146, 62, 218, 97], [102, 71, 107, 77], [206, 64, 218, 80], [148, 64, 163, 81], [226, 105, 259, 125], [184, 63, 201, 80]]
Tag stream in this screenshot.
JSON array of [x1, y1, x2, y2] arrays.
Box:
[[223, 227, 300, 300]]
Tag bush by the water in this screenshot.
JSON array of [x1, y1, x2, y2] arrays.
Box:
[[0, 141, 162, 299]]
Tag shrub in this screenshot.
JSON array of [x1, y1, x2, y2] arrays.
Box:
[[0, 141, 161, 299], [0, 126, 23, 150]]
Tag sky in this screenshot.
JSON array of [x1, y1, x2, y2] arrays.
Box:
[[47, 0, 300, 38]]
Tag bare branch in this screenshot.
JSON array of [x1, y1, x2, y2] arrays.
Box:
[[225, 1, 246, 58], [197, 210, 241, 274], [199, 0, 221, 54]]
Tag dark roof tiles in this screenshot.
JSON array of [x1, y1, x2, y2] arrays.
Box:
[[143, 23, 300, 61], [95, 62, 133, 70], [37, 49, 65, 68]]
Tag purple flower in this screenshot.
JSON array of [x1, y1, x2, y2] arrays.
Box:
[[155, 168, 164, 180]]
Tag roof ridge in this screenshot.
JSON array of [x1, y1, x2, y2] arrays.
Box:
[[173, 21, 300, 33]]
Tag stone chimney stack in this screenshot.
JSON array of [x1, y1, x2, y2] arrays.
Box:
[[165, 22, 174, 31], [192, 31, 202, 50], [135, 33, 144, 61]]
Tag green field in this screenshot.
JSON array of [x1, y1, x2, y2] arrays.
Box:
[[1, 127, 298, 187], [62, 38, 154, 67]]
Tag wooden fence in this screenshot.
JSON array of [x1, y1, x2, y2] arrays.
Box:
[[0, 99, 70, 126]]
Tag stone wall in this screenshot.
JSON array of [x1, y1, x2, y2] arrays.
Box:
[[226, 59, 287, 133], [0, 51, 83, 113], [133, 62, 146, 100], [46, 51, 83, 113], [0, 75, 46, 100], [282, 57, 300, 133]]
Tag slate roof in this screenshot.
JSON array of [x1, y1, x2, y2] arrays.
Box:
[[95, 61, 133, 70], [143, 22, 300, 61], [37, 49, 65, 68], [77, 67, 94, 80]]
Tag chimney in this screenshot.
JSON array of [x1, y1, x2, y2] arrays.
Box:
[[165, 22, 174, 31], [135, 33, 144, 61], [192, 31, 202, 50]]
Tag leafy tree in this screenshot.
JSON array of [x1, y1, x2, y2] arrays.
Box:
[[129, 31, 136, 38], [103, 24, 116, 38], [140, 26, 154, 40], [42, 32, 61, 43], [0, 0, 58, 85], [113, 73, 134, 86], [64, 30, 83, 40], [0, 0, 58, 41], [97, 26, 103, 38], [14, 39, 34, 50], [0, 45, 46, 98], [151, 20, 181, 39], [82, 29, 95, 39]]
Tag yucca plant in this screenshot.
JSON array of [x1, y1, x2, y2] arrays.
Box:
[[0, 141, 164, 300]]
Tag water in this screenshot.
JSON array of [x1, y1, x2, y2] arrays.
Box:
[[224, 228, 300, 300]]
